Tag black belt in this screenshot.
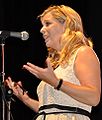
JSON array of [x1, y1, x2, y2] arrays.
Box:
[[33, 104, 91, 120]]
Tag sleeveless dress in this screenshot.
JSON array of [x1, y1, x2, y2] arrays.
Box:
[[36, 47, 93, 120]]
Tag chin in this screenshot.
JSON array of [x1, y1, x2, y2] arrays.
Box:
[[46, 43, 51, 47], [46, 44, 50, 48]]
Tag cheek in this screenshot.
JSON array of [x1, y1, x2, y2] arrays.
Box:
[[54, 29, 63, 42], [52, 27, 63, 38], [50, 33, 61, 47]]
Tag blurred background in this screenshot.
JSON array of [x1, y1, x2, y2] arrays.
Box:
[[0, 0, 102, 120]]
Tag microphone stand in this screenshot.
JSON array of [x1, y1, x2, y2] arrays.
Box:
[[0, 34, 12, 120]]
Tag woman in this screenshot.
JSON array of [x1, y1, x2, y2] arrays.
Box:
[[6, 5, 101, 120]]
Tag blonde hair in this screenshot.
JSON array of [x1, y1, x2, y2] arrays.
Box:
[[39, 5, 93, 68]]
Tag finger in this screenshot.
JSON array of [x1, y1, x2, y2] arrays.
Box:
[[6, 78, 13, 88], [23, 62, 43, 78], [23, 63, 41, 76], [7, 77, 13, 85], [17, 81, 22, 86], [23, 64, 36, 72], [31, 72, 39, 78], [46, 58, 53, 70], [27, 70, 39, 78], [5, 80, 11, 88], [26, 62, 42, 71], [23, 65, 38, 75], [23, 62, 36, 69]]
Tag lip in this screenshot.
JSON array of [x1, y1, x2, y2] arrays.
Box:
[[43, 35, 49, 41], [43, 35, 48, 39], [45, 38, 49, 44]]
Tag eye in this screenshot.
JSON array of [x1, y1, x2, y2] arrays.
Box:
[[45, 21, 51, 27]]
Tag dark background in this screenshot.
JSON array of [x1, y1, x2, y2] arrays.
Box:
[[0, 0, 102, 120]]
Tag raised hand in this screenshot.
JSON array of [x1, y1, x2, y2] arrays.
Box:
[[23, 58, 58, 86]]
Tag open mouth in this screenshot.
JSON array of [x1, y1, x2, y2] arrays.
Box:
[[43, 35, 49, 42]]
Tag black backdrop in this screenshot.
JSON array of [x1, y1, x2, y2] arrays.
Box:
[[0, 0, 102, 120]]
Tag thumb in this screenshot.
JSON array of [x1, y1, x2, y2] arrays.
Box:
[[46, 58, 53, 70]]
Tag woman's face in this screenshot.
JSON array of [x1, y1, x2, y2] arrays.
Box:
[[40, 12, 65, 51]]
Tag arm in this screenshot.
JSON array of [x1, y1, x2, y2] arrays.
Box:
[[59, 46, 101, 106], [21, 94, 39, 112], [23, 47, 101, 106]]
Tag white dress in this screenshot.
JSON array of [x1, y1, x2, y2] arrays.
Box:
[[36, 47, 92, 120]]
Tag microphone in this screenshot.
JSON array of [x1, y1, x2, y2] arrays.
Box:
[[0, 31, 29, 40]]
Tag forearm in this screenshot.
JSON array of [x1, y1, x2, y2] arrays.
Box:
[[15, 92, 39, 112], [22, 96, 39, 112], [60, 81, 101, 106]]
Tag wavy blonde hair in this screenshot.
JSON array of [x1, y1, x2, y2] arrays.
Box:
[[39, 5, 93, 68]]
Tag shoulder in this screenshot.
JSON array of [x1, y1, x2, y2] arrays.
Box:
[[75, 46, 100, 64], [78, 46, 94, 54], [77, 46, 97, 58]]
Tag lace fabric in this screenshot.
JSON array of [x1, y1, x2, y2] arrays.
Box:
[[37, 47, 92, 120]]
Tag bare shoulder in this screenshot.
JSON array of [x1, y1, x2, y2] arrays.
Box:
[[78, 46, 98, 58], [76, 46, 100, 64], [79, 46, 94, 54]]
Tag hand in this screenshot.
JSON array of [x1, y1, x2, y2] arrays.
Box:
[[23, 58, 58, 86], [5, 77, 29, 101]]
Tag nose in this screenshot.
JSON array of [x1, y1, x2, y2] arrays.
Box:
[[40, 26, 46, 34]]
